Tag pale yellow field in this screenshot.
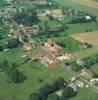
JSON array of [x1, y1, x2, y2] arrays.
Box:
[[71, 0, 98, 9], [71, 31, 98, 47]]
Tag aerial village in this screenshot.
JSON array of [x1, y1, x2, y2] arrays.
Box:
[[0, 0, 98, 100]]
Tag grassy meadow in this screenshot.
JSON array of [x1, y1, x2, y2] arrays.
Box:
[[0, 47, 74, 100]]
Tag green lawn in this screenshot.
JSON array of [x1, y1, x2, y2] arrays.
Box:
[[70, 88, 98, 100], [66, 22, 98, 34], [0, 47, 98, 100], [0, 47, 74, 100], [72, 47, 98, 59]]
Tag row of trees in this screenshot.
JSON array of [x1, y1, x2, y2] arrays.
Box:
[[55, 37, 83, 52], [71, 54, 98, 72], [0, 60, 26, 83], [83, 54, 98, 68], [39, 21, 68, 35], [69, 16, 97, 24], [0, 38, 20, 52], [13, 9, 39, 26], [30, 77, 77, 100]]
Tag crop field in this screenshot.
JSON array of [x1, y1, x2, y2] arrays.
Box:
[[71, 31, 98, 47], [54, 0, 98, 16], [71, 0, 98, 9]]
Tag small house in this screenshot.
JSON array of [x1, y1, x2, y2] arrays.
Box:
[[68, 82, 79, 91]]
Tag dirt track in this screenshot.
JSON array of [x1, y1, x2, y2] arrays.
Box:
[[71, 0, 98, 9]]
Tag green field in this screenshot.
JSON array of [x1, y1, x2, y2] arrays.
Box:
[[54, 0, 98, 16], [0, 47, 98, 100], [0, 0, 6, 7], [72, 47, 98, 59], [66, 22, 98, 34], [70, 88, 98, 100], [0, 47, 74, 100]]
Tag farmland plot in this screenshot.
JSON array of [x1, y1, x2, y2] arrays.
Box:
[[71, 31, 98, 47], [71, 0, 98, 8]]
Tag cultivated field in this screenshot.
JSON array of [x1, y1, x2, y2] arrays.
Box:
[[54, 0, 98, 16], [72, 31, 98, 47], [71, 0, 98, 9]]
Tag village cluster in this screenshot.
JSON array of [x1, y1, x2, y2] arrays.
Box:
[[0, 0, 98, 100]]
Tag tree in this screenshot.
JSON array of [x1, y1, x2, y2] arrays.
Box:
[[38, 84, 49, 100], [13, 10, 38, 25], [62, 87, 77, 99], [2, 60, 9, 71], [71, 64, 82, 72], [22, 35, 29, 43], [44, 21, 50, 34], [93, 72, 98, 78], [48, 15, 54, 21], [62, 23, 69, 31], [0, 46, 4, 51], [12, 62, 18, 68], [8, 67, 26, 83], [84, 42, 92, 48], [48, 94, 60, 100], [10, 68, 20, 83], [7, 38, 20, 49], [55, 37, 81, 52], [0, 35, 3, 39], [29, 93, 41, 100], [52, 77, 65, 92]]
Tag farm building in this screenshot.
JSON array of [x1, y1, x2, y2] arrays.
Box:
[[68, 82, 79, 91], [51, 9, 64, 20]]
